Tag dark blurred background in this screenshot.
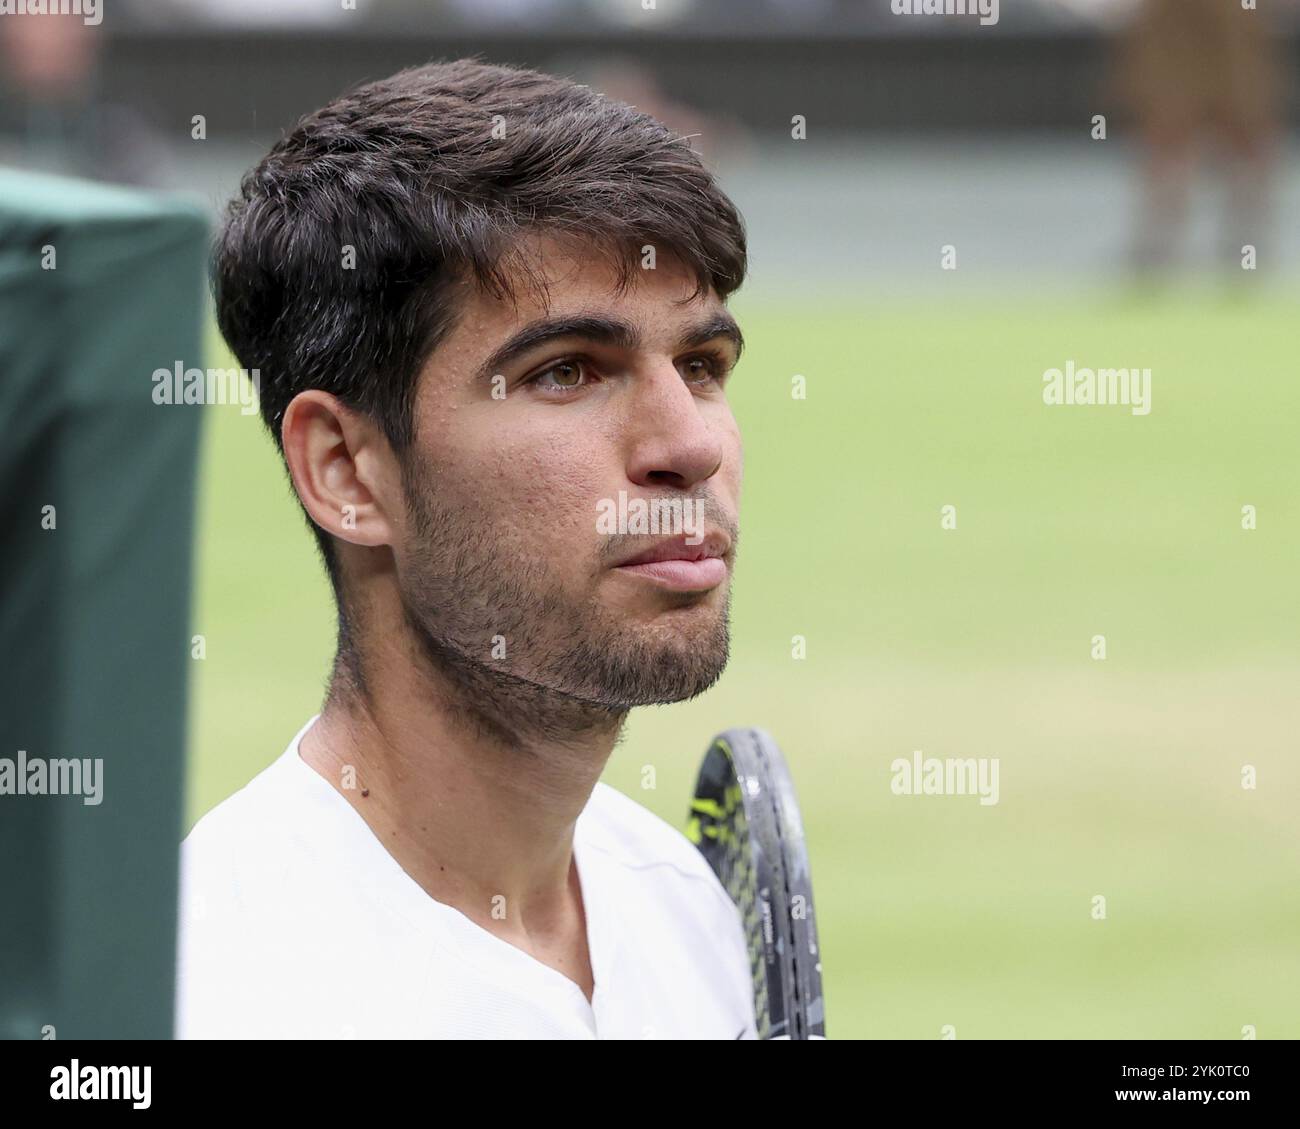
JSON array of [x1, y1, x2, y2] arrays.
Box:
[[3, 0, 1299, 292]]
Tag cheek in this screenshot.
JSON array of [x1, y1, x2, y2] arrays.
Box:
[[459, 419, 612, 554]]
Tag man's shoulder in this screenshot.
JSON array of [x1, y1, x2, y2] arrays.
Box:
[[181, 715, 323, 842], [175, 727, 368, 1037], [581, 782, 757, 1038], [176, 743, 310, 931], [180, 748, 297, 866], [581, 780, 729, 900]]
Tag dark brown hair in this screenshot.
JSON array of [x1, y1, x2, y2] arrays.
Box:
[[213, 57, 748, 602]]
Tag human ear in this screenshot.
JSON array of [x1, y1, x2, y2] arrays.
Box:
[[280, 390, 400, 549]]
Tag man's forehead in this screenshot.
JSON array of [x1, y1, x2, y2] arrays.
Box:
[[467, 240, 719, 333]]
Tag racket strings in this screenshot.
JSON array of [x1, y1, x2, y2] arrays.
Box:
[[690, 769, 770, 1036]]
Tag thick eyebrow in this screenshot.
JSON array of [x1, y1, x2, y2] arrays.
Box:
[[475, 315, 637, 383], [676, 313, 744, 362], [474, 311, 744, 382]]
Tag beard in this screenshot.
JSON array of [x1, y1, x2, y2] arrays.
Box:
[[391, 453, 734, 745]]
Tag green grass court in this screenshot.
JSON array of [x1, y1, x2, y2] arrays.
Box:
[[185, 288, 1300, 1038]]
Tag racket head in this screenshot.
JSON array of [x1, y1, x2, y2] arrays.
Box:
[[686, 728, 824, 1039]]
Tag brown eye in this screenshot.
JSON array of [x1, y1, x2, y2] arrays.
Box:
[[533, 361, 587, 392], [681, 356, 722, 384]]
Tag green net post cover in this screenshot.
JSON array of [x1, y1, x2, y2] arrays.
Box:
[[0, 167, 209, 1039]]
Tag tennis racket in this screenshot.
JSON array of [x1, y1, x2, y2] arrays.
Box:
[[685, 727, 825, 1039]]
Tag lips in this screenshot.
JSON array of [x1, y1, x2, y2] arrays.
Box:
[[614, 533, 730, 568], [613, 534, 731, 592]]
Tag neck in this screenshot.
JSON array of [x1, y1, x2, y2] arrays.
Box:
[[299, 609, 626, 944]]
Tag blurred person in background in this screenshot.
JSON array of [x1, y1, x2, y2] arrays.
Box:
[[0, 3, 171, 186], [1114, 0, 1287, 277]]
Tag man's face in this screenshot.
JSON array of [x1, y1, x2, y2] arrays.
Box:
[[391, 238, 744, 709]]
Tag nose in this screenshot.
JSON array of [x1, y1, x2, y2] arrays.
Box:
[[623, 363, 726, 491]]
